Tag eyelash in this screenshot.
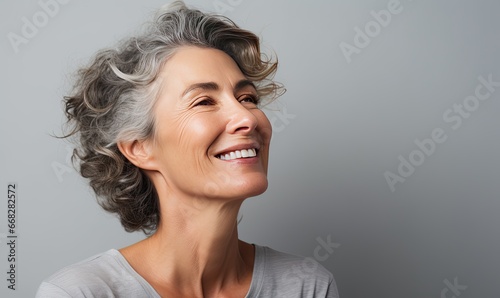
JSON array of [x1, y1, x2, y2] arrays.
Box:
[[194, 98, 215, 106], [193, 95, 260, 107], [239, 94, 260, 105]]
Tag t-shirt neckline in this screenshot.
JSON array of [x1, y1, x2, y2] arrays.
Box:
[[108, 244, 266, 298]]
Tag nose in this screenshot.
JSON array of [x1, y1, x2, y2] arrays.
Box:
[[224, 98, 259, 135]]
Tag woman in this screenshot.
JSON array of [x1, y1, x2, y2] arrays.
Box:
[[36, 1, 339, 297]]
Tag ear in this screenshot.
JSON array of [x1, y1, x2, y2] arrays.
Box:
[[117, 139, 157, 171]]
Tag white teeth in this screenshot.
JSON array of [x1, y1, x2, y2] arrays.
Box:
[[217, 148, 258, 160]]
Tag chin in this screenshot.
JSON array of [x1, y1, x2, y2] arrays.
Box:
[[245, 179, 268, 198], [225, 175, 269, 200]]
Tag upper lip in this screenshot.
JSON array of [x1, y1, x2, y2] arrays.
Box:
[[214, 142, 261, 157]]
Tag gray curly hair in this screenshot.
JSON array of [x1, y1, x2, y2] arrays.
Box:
[[63, 1, 284, 234]]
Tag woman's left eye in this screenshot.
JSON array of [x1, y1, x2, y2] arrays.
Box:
[[239, 95, 259, 105]]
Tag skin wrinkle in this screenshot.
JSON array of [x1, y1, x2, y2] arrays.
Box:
[[173, 110, 207, 198]]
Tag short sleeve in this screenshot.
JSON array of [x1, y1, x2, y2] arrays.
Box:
[[36, 282, 72, 298], [326, 277, 340, 298]]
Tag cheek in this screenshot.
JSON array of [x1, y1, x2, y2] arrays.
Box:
[[253, 110, 272, 170], [153, 112, 223, 183], [163, 110, 218, 152], [254, 110, 272, 144]]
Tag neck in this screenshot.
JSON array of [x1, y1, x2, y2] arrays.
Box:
[[123, 184, 254, 297], [153, 199, 246, 281]]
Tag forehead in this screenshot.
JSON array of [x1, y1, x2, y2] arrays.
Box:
[[159, 46, 247, 92]]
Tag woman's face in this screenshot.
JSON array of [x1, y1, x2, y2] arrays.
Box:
[[148, 46, 272, 202]]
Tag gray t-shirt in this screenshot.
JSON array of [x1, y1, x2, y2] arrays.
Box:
[[36, 244, 339, 297]]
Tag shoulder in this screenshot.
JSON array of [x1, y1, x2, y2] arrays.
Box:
[[35, 249, 158, 298], [249, 245, 339, 298]]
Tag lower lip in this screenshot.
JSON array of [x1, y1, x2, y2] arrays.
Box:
[[217, 156, 260, 164]]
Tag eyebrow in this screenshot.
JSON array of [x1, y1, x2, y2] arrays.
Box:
[[181, 79, 257, 98]]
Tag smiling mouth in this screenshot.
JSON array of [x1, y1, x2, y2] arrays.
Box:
[[216, 148, 258, 160]]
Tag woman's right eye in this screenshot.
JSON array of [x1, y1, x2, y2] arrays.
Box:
[[194, 98, 214, 106]]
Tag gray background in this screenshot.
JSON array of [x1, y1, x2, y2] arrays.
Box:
[[1, 0, 499, 297]]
